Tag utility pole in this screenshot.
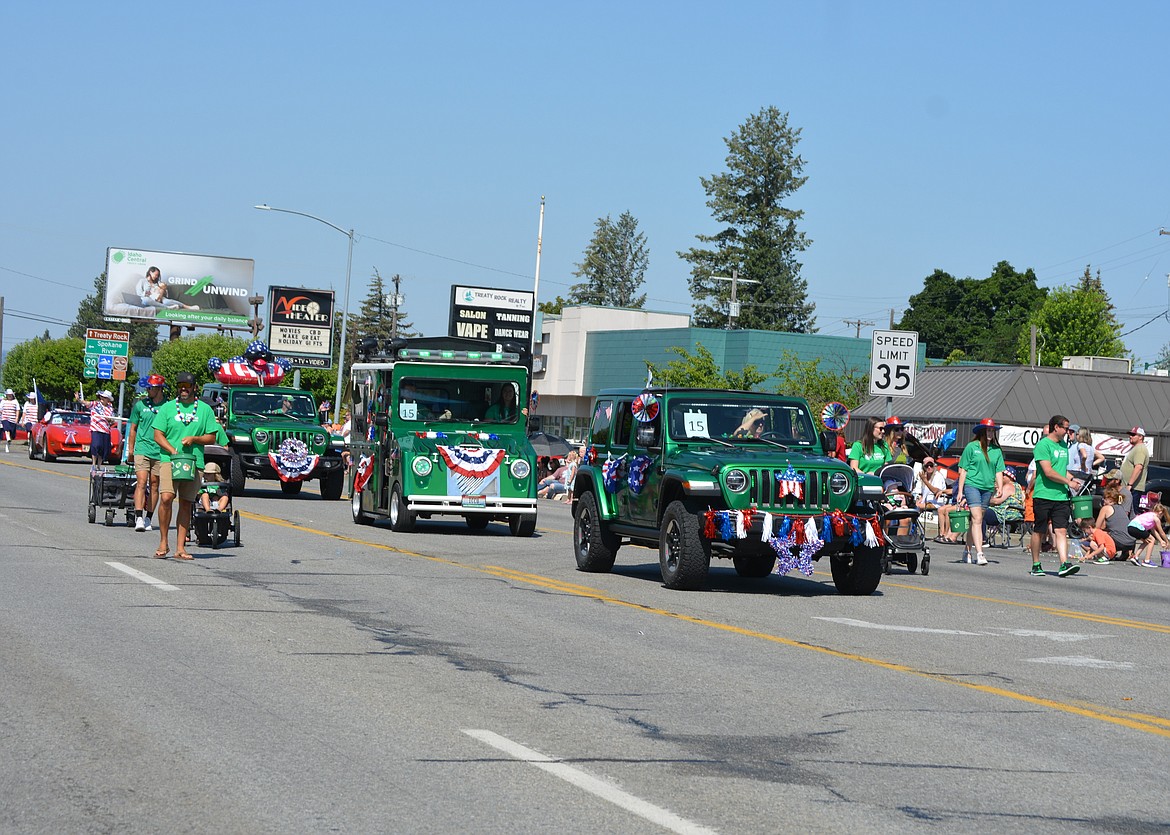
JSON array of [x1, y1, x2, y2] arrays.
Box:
[[843, 317, 874, 338], [387, 273, 404, 340], [709, 269, 759, 329]]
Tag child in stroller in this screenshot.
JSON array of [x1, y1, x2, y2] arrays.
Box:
[[878, 463, 931, 575], [192, 460, 240, 548]]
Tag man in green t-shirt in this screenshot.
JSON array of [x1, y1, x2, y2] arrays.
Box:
[[152, 372, 228, 561], [1028, 415, 1084, 578], [126, 374, 167, 532]]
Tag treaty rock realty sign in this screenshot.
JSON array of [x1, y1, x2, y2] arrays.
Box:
[[449, 285, 534, 343]]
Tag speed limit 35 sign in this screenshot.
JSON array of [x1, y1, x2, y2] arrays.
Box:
[[869, 330, 918, 398]]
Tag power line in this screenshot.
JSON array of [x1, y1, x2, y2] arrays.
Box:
[[0, 265, 90, 292]]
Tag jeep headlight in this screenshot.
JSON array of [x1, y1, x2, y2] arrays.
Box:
[[725, 468, 748, 493], [509, 458, 531, 479], [412, 456, 433, 477], [829, 472, 851, 495], [312, 432, 327, 447], [232, 433, 250, 443], [254, 429, 269, 444]]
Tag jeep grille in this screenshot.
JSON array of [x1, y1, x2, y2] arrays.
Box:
[[748, 468, 831, 511]]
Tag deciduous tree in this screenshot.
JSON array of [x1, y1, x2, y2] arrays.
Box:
[[1015, 266, 1126, 365], [680, 106, 815, 332], [647, 343, 767, 390], [770, 351, 869, 416], [897, 262, 1046, 362]]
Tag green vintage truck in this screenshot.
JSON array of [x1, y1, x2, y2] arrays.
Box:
[[571, 388, 887, 595], [346, 336, 538, 536], [201, 383, 347, 499]]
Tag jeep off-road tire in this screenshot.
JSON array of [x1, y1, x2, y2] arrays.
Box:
[[830, 545, 883, 595], [320, 470, 344, 501], [508, 515, 536, 537], [229, 452, 246, 496], [732, 550, 776, 577], [574, 490, 619, 572], [659, 500, 711, 590], [389, 483, 416, 532]]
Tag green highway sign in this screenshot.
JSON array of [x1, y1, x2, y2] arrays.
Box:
[[83, 354, 97, 369]]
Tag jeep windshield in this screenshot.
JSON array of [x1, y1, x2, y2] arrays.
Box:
[[230, 391, 317, 419], [398, 378, 523, 425], [666, 399, 817, 446]]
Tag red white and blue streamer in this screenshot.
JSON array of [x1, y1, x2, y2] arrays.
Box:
[[438, 445, 505, 495], [268, 437, 320, 483]]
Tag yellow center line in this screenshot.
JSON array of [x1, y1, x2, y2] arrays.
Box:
[[14, 461, 1170, 739]]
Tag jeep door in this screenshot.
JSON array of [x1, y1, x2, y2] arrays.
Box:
[[627, 405, 663, 528]]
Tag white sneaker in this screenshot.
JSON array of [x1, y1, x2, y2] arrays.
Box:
[[976, 553, 988, 565], [134, 516, 145, 532], [143, 521, 153, 532]]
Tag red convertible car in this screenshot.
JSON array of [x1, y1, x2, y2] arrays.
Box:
[[29, 410, 122, 462]]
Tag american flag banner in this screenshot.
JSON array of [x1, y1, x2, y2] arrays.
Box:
[[437, 445, 505, 496], [353, 454, 375, 493]]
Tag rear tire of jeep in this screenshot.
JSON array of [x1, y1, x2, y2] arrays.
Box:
[[509, 515, 536, 537], [830, 545, 884, 596], [466, 515, 489, 530], [280, 480, 303, 496], [389, 484, 416, 532], [320, 470, 343, 500], [229, 452, 246, 496], [659, 500, 711, 590], [733, 552, 776, 577], [574, 491, 618, 572]]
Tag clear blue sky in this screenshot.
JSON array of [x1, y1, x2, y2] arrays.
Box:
[[4, 1, 1169, 368]]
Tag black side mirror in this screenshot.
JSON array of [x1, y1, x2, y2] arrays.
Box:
[[819, 431, 836, 456], [374, 413, 388, 428]]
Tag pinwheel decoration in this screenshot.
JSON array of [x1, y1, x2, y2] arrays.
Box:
[[631, 392, 660, 423], [821, 402, 850, 431]]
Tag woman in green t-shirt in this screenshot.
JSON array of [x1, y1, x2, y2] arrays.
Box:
[[956, 418, 1007, 565], [847, 416, 890, 475]]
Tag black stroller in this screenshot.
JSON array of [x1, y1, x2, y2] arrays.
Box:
[[191, 461, 241, 549], [877, 463, 931, 575]]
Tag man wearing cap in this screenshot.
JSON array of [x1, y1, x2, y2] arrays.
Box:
[[1029, 415, 1082, 578], [85, 389, 116, 469], [19, 392, 38, 443], [152, 372, 227, 560], [1121, 427, 1149, 493], [127, 375, 168, 532], [0, 389, 18, 453]]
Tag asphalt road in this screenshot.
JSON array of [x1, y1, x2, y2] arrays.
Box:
[[2, 453, 1169, 834]]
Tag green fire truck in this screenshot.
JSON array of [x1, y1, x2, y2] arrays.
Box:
[[347, 336, 539, 536]]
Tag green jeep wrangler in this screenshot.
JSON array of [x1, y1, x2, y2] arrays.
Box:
[[571, 388, 886, 595], [202, 384, 347, 499], [346, 336, 538, 536]]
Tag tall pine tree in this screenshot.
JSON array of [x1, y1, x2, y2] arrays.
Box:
[[680, 106, 815, 332], [569, 211, 648, 308]]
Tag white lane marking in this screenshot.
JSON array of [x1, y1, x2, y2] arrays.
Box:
[[463, 729, 716, 835], [1025, 656, 1135, 669], [995, 628, 1109, 643], [106, 562, 180, 592], [813, 617, 987, 635]]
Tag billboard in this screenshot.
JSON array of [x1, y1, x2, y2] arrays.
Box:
[[448, 285, 534, 343], [104, 247, 254, 328], [266, 286, 335, 369]]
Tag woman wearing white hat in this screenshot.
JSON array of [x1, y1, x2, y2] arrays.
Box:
[[19, 392, 38, 443], [84, 390, 116, 469], [0, 389, 18, 453]]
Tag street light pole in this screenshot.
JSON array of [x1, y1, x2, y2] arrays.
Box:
[[254, 204, 354, 425]]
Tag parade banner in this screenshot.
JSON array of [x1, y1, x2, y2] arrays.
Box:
[[104, 247, 254, 327]]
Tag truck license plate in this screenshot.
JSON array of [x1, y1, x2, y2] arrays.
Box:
[[461, 495, 486, 508]]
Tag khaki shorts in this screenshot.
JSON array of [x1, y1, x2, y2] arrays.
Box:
[[134, 456, 163, 476], [159, 462, 202, 502]]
